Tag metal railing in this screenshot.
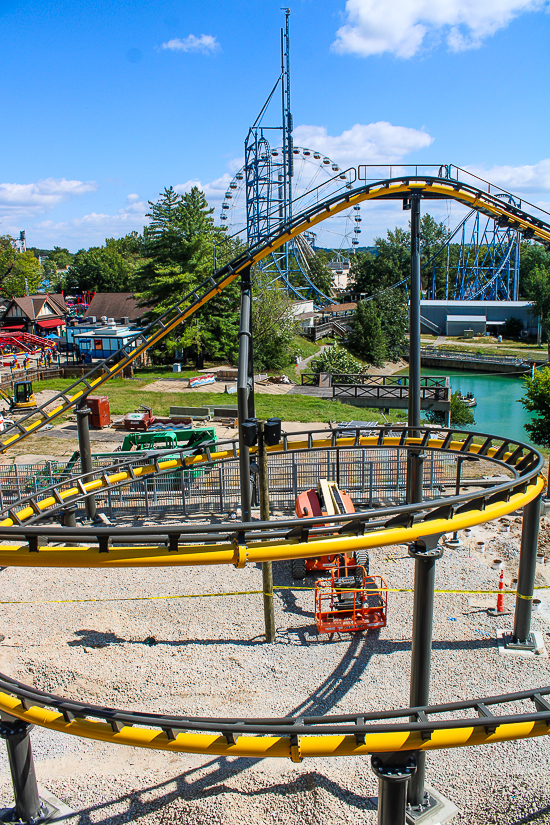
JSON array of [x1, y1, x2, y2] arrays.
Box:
[[0, 367, 62, 390], [0, 439, 503, 520], [419, 347, 530, 367], [332, 384, 451, 402]]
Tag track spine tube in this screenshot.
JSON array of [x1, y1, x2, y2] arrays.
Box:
[[0, 718, 41, 823], [76, 404, 97, 521], [513, 492, 542, 643], [238, 265, 253, 523]]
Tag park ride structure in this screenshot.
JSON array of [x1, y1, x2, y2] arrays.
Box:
[[221, 10, 360, 307], [356, 164, 524, 305], [425, 194, 521, 301], [0, 169, 548, 823]]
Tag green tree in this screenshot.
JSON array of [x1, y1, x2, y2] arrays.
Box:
[[350, 227, 410, 296], [520, 367, 550, 447], [66, 245, 135, 293], [252, 268, 296, 372], [524, 264, 550, 356], [0, 238, 43, 296], [372, 291, 408, 361], [519, 241, 550, 297], [425, 391, 475, 427], [420, 214, 450, 298], [135, 187, 215, 319], [305, 254, 333, 296], [350, 215, 450, 298], [350, 250, 395, 295], [135, 186, 243, 367], [48, 246, 73, 269], [348, 300, 387, 367]]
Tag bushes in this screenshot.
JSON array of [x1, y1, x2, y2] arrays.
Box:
[[312, 346, 366, 376]]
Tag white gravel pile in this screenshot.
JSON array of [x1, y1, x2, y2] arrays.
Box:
[[0, 518, 548, 824]]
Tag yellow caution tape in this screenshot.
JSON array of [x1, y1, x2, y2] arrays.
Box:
[[0, 586, 547, 606]]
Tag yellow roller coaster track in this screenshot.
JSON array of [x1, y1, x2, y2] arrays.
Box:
[[0, 172, 547, 760]]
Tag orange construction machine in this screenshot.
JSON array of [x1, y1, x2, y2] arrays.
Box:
[[292, 479, 369, 579], [294, 480, 387, 635]]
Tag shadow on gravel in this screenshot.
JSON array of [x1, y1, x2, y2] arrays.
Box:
[[512, 804, 550, 824], [269, 559, 315, 622], [62, 758, 376, 824], [289, 630, 377, 717], [68, 626, 499, 655], [68, 629, 267, 648]]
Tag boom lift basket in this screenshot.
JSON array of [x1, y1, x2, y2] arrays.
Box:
[[314, 568, 387, 634]]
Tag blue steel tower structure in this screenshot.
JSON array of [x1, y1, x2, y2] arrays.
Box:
[[427, 195, 521, 301], [244, 9, 331, 306]]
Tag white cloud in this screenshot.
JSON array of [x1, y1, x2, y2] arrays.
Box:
[[175, 172, 235, 205], [161, 34, 221, 54], [332, 0, 547, 58], [126, 193, 140, 202], [293, 122, 433, 164], [32, 200, 148, 248], [0, 178, 97, 217], [464, 159, 550, 193]]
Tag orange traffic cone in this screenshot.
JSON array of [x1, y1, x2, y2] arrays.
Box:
[[496, 569, 504, 613]]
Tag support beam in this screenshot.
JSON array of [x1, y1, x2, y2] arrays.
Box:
[[0, 719, 41, 823], [406, 194, 424, 508], [371, 753, 416, 825], [512, 493, 542, 644], [258, 421, 275, 643], [76, 404, 96, 520], [406, 451, 425, 506], [408, 194, 422, 432], [407, 537, 443, 811], [237, 265, 253, 523]]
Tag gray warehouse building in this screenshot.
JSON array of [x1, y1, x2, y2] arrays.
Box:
[[420, 300, 539, 338]]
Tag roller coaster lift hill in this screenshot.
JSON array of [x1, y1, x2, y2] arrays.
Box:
[[0, 42, 549, 825]]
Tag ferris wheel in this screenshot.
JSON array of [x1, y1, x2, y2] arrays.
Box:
[[219, 146, 362, 259]]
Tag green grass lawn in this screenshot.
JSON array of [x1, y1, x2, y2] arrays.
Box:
[[435, 343, 548, 359], [34, 376, 407, 425]]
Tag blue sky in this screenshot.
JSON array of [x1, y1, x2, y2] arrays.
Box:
[[1, 0, 549, 251]]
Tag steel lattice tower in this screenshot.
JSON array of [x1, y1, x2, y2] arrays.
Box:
[[244, 10, 331, 306]]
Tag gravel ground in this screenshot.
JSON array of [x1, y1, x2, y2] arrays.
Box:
[[0, 513, 548, 824]]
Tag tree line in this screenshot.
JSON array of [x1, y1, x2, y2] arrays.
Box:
[[5, 185, 550, 371]]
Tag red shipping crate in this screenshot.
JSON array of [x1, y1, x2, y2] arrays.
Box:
[[86, 396, 111, 428]]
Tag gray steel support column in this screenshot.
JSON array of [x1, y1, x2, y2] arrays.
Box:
[[406, 451, 425, 505], [247, 290, 256, 420], [513, 493, 542, 643], [258, 421, 275, 643], [406, 194, 423, 506], [76, 404, 97, 520], [237, 266, 253, 523], [0, 719, 41, 823], [60, 504, 77, 528], [371, 754, 416, 825], [407, 540, 443, 809], [408, 194, 422, 431]]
